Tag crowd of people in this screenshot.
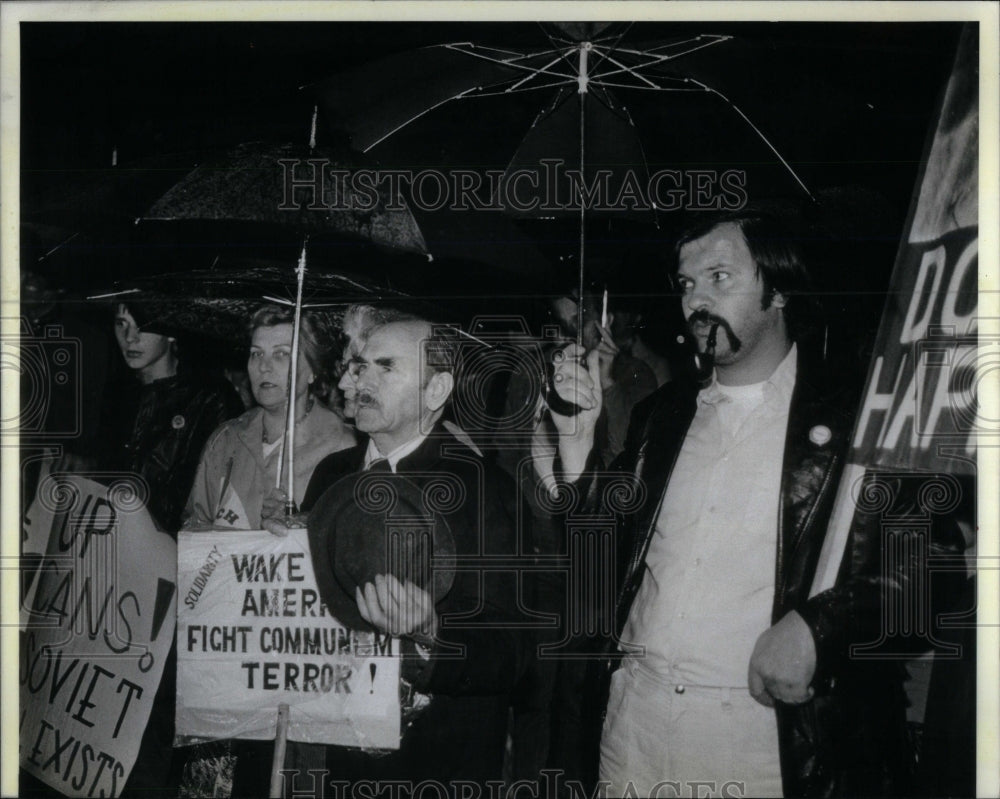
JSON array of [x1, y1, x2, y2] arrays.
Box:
[[19, 208, 975, 798]]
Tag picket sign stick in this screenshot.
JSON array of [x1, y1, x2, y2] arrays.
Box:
[[269, 703, 291, 798]]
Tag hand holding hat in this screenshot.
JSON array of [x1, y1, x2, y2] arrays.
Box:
[[356, 574, 439, 645], [308, 471, 456, 634]]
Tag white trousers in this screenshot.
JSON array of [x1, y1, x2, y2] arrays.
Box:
[[599, 660, 783, 798]]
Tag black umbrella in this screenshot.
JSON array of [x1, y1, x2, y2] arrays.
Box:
[[314, 23, 818, 342], [94, 257, 417, 342], [140, 142, 429, 256], [118, 141, 431, 513]]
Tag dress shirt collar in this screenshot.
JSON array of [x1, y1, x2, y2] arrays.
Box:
[[363, 434, 428, 472], [699, 342, 798, 407]]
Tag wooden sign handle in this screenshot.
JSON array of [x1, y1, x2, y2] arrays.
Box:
[[269, 703, 291, 798]]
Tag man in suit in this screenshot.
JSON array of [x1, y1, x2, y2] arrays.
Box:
[[301, 316, 531, 791], [548, 210, 963, 797]]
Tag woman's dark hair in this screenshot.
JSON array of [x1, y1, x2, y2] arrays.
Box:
[[248, 304, 338, 399]]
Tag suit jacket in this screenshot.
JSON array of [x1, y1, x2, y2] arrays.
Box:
[[302, 425, 532, 785], [571, 346, 964, 797]]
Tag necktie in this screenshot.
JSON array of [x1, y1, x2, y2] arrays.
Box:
[[367, 458, 392, 473]]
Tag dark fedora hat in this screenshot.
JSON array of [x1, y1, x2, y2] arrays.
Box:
[[308, 471, 456, 632]]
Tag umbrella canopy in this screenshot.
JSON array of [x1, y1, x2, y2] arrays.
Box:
[[315, 27, 815, 210], [141, 142, 429, 257], [312, 22, 960, 342], [313, 25, 821, 339], [94, 258, 415, 345]]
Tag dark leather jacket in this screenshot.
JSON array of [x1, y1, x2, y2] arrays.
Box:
[[99, 371, 243, 533], [568, 347, 965, 797]]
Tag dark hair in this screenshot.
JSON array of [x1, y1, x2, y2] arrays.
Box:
[[674, 209, 817, 339], [248, 304, 337, 398], [114, 300, 181, 355], [115, 301, 159, 333]]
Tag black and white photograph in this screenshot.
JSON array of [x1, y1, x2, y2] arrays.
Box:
[[3, 3, 997, 798]]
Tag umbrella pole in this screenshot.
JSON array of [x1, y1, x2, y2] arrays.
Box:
[[576, 42, 591, 350], [282, 241, 308, 515]]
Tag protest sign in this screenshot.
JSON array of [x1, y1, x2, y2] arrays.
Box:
[[812, 26, 979, 595], [19, 474, 177, 798], [849, 24, 981, 478], [176, 529, 401, 750]]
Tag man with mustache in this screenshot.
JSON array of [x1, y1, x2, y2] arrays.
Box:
[[548, 211, 961, 797], [300, 316, 530, 790]]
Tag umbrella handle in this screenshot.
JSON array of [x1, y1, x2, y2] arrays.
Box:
[[544, 358, 584, 417]]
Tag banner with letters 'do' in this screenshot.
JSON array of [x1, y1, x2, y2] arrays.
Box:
[[849, 24, 980, 477], [812, 25, 980, 598], [176, 528, 401, 750], [20, 474, 177, 799]]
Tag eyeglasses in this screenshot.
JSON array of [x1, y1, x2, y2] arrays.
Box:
[[340, 358, 365, 380]]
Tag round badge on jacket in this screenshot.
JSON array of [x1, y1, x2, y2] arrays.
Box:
[[171, 415, 186, 430], [809, 424, 832, 446], [307, 472, 457, 632]]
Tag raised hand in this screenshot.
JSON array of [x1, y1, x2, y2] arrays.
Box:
[[547, 343, 602, 481]]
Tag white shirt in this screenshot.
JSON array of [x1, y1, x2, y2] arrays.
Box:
[[622, 344, 797, 688], [363, 434, 428, 472]]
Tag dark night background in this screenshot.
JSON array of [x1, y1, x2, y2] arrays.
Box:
[[10, 17, 983, 799], [19, 20, 964, 337]]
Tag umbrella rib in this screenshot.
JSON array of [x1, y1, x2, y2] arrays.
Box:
[[505, 53, 574, 92], [38, 231, 82, 262], [611, 35, 732, 60], [445, 42, 581, 85], [362, 86, 482, 152], [589, 80, 702, 92], [470, 80, 578, 97], [447, 41, 575, 64], [88, 288, 142, 300], [599, 35, 733, 77], [591, 52, 665, 90], [688, 77, 816, 202]]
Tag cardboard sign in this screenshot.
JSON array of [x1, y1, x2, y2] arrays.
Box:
[[176, 529, 401, 750], [19, 475, 177, 798]]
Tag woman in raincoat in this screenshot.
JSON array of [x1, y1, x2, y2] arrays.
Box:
[[184, 303, 356, 529], [182, 303, 357, 795]]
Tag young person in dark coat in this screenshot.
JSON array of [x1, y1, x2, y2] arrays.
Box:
[[22, 302, 242, 799]]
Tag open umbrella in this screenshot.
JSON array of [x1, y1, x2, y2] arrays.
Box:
[[140, 142, 429, 256], [121, 141, 431, 513], [314, 23, 818, 341]]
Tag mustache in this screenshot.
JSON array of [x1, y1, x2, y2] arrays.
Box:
[[356, 390, 379, 408], [688, 310, 742, 353]]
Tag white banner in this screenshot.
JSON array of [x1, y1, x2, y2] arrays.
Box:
[[176, 529, 401, 750], [20, 474, 177, 798]]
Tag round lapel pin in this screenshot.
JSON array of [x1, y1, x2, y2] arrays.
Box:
[[809, 425, 832, 446]]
